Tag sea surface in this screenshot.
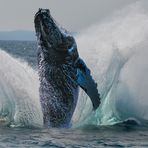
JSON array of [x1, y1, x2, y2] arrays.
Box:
[[1, 1, 148, 147]]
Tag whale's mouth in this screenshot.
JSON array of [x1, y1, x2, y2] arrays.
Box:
[[34, 8, 74, 51]]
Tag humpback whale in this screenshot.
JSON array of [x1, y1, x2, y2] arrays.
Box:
[[34, 9, 101, 128]]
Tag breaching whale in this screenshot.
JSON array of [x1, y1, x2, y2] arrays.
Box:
[[34, 9, 101, 128]]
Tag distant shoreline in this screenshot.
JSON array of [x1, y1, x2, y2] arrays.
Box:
[[0, 30, 36, 41], [0, 39, 36, 42]]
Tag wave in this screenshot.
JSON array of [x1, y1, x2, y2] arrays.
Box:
[[0, 50, 43, 127], [1, 1, 148, 127]]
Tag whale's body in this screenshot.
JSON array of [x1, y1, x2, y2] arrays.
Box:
[[34, 9, 101, 128]]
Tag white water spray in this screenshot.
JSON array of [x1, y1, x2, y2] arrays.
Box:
[[0, 50, 43, 127], [73, 1, 148, 125]]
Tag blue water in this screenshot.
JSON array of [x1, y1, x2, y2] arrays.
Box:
[[0, 123, 148, 148], [0, 40, 37, 68]]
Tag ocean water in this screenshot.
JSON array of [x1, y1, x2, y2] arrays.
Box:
[[1, 1, 148, 147]]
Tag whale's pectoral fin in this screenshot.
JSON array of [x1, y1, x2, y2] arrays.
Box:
[[75, 58, 101, 110]]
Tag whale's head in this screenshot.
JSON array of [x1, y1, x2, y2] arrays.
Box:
[[34, 9, 78, 64]]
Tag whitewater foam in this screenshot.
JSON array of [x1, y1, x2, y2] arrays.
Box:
[[0, 50, 43, 127]]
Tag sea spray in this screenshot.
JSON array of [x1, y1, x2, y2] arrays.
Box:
[[0, 50, 43, 127], [72, 1, 148, 126]]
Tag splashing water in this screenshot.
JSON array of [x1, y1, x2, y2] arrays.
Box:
[[0, 50, 43, 127], [72, 1, 148, 126], [0, 1, 148, 127]]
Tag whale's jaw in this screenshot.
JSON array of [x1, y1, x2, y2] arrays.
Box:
[[34, 9, 63, 49], [34, 8, 78, 65], [34, 9, 75, 52]]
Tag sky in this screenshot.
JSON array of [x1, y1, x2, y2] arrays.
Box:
[[0, 0, 138, 32]]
